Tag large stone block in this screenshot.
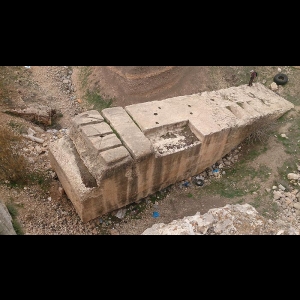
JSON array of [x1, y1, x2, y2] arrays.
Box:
[[49, 83, 294, 222]]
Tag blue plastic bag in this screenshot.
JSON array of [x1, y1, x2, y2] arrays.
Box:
[[153, 211, 160, 218]]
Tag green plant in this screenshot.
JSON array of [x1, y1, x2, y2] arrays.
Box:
[[8, 120, 26, 134], [6, 201, 24, 235], [12, 219, 24, 235], [276, 158, 296, 180], [235, 199, 244, 204], [274, 116, 300, 154], [244, 144, 268, 159], [249, 196, 262, 209], [77, 66, 114, 112], [78, 66, 92, 90], [6, 202, 18, 217], [84, 90, 113, 112], [0, 125, 51, 189], [195, 147, 271, 199], [0, 126, 29, 185], [26, 170, 52, 191]]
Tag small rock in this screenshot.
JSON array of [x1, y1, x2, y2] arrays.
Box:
[[288, 173, 300, 180], [278, 184, 286, 191], [270, 82, 278, 91], [293, 203, 300, 210]]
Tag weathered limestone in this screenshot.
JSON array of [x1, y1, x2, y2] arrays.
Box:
[[48, 83, 294, 222], [141, 203, 299, 235]]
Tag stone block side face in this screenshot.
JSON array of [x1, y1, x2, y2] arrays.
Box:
[[80, 164, 136, 222], [222, 126, 251, 156], [79, 157, 161, 222], [48, 136, 93, 221], [138, 143, 202, 195], [49, 136, 136, 222], [195, 129, 230, 172], [133, 155, 156, 199]]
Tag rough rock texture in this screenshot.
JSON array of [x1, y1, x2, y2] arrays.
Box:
[[0, 201, 16, 235], [142, 203, 299, 235]]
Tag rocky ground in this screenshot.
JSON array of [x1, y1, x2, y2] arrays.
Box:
[[1, 66, 300, 235]]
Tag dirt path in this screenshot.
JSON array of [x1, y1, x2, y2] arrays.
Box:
[[28, 66, 82, 128]]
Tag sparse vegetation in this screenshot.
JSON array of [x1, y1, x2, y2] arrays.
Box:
[[0, 124, 51, 189], [0, 125, 29, 185], [8, 120, 26, 134], [245, 120, 276, 145], [78, 66, 92, 91], [6, 201, 24, 235], [78, 66, 114, 112], [1, 66, 300, 234], [84, 90, 114, 112]]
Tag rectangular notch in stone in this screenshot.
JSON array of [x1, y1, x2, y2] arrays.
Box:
[[146, 121, 201, 157]]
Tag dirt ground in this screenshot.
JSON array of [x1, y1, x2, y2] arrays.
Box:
[[0, 66, 299, 235]]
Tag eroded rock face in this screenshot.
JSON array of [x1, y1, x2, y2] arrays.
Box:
[[142, 204, 299, 235]]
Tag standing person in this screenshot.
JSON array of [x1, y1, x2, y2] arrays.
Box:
[[248, 70, 257, 86]]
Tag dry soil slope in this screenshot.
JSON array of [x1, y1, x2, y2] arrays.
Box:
[[72, 66, 240, 107]]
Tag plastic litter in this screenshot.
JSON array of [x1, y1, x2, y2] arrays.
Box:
[[195, 179, 204, 186], [25, 66, 31, 69], [183, 181, 190, 187], [152, 211, 160, 218], [115, 208, 126, 219], [213, 168, 220, 177]]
